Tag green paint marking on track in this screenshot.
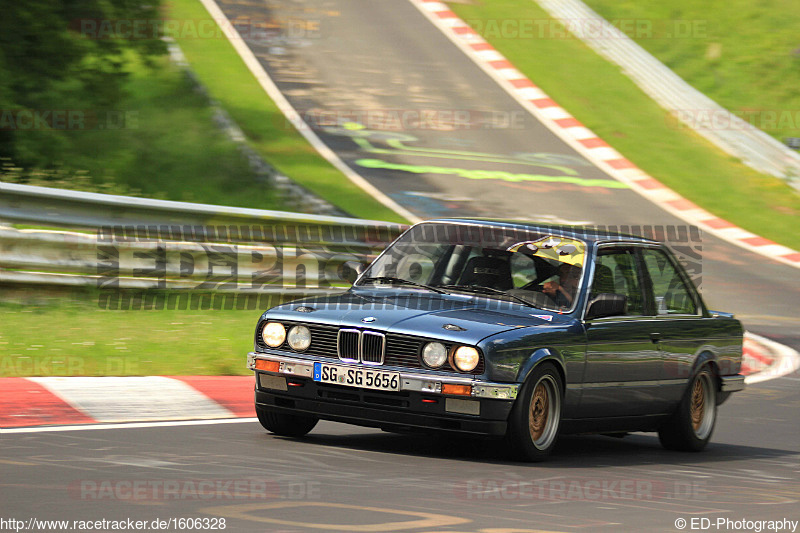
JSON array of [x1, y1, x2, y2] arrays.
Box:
[[326, 124, 582, 174], [383, 139, 576, 174], [355, 159, 629, 189], [350, 137, 577, 174], [352, 138, 576, 172]]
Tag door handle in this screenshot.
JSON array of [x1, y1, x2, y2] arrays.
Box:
[[650, 332, 661, 343]]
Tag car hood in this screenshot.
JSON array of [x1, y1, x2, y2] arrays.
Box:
[[263, 288, 574, 344]]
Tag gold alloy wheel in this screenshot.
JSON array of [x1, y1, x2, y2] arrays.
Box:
[[529, 381, 550, 441], [522, 372, 561, 452], [690, 371, 716, 441], [690, 379, 705, 431]]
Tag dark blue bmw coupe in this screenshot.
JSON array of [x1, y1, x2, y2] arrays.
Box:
[[247, 219, 745, 461]]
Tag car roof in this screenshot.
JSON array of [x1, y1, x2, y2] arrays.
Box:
[[419, 218, 660, 244]]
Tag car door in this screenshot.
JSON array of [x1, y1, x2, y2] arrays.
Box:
[[579, 244, 664, 418], [639, 246, 709, 408]]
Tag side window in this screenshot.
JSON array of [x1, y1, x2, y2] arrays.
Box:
[[642, 248, 698, 315], [591, 248, 645, 316]]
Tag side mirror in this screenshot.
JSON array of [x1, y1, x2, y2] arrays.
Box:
[[586, 293, 627, 320], [340, 260, 367, 284]]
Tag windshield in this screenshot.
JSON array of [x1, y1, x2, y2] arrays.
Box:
[[356, 222, 587, 312]]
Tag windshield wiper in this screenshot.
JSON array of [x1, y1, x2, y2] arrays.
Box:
[[359, 276, 450, 295], [438, 284, 536, 307]]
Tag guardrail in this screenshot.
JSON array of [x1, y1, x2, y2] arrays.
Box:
[[0, 183, 406, 297], [537, 0, 800, 188], [0, 182, 404, 244]]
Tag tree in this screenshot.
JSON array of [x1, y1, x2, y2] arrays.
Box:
[[0, 0, 165, 168]]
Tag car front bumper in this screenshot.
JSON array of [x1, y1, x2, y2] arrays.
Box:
[[248, 352, 519, 436]]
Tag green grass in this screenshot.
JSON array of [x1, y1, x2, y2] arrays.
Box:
[[0, 300, 260, 376], [584, 0, 800, 143], [3, 57, 284, 209], [168, 0, 407, 222], [84, 61, 280, 208], [449, 1, 800, 251]]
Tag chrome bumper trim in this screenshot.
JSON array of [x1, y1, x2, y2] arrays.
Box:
[[720, 374, 746, 392], [247, 352, 518, 400]]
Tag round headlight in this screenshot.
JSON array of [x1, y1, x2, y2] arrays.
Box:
[[261, 322, 286, 348], [287, 325, 312, 351], [453, 346, 480, 372], [422, 342, 448, 368]]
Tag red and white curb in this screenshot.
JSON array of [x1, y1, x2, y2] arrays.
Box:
[[0, 376, 254, 429], [410, 0, 800, 269], [2, 335, 797, 429], [743, 332, 800, 385]]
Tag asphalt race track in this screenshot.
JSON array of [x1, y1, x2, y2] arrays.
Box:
[[2, 375, 799, 532], [2, 1, 798, 531]]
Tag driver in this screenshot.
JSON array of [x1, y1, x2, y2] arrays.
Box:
[[542, 262, 581, 308]]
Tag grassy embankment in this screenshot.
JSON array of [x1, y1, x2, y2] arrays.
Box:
[[585, 0, 800, 144], [2, 55, 284, 210], [0, 301, 255, 377]]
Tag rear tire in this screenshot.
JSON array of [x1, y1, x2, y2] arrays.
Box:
[[505, 363, 563, 461], [658, 367, 717, 451], [257, 407, 318, 438]]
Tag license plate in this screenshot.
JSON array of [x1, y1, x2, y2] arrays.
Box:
[[313, 362, 400, 391]]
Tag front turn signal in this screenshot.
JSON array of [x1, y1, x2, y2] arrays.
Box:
[[255, 359, 280, 373], [442, 384, 472, 396]]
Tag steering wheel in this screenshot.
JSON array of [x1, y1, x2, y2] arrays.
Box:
[[507, 288, 558, 308], [520, 280, 546, 291]]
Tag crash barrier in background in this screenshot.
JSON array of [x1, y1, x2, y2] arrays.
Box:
[[537, 0, 800, 189], [0, 182, 406, 305], [0, 182, 403, 244], [0, 227, 377, 290]]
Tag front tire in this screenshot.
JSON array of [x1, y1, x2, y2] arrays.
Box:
[[658, 367, 717, 451], [505, 363, 563, 461], [257, 407, 318, 438]]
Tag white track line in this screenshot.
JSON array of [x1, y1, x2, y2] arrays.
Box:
[[1, 418, 258, 434]]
